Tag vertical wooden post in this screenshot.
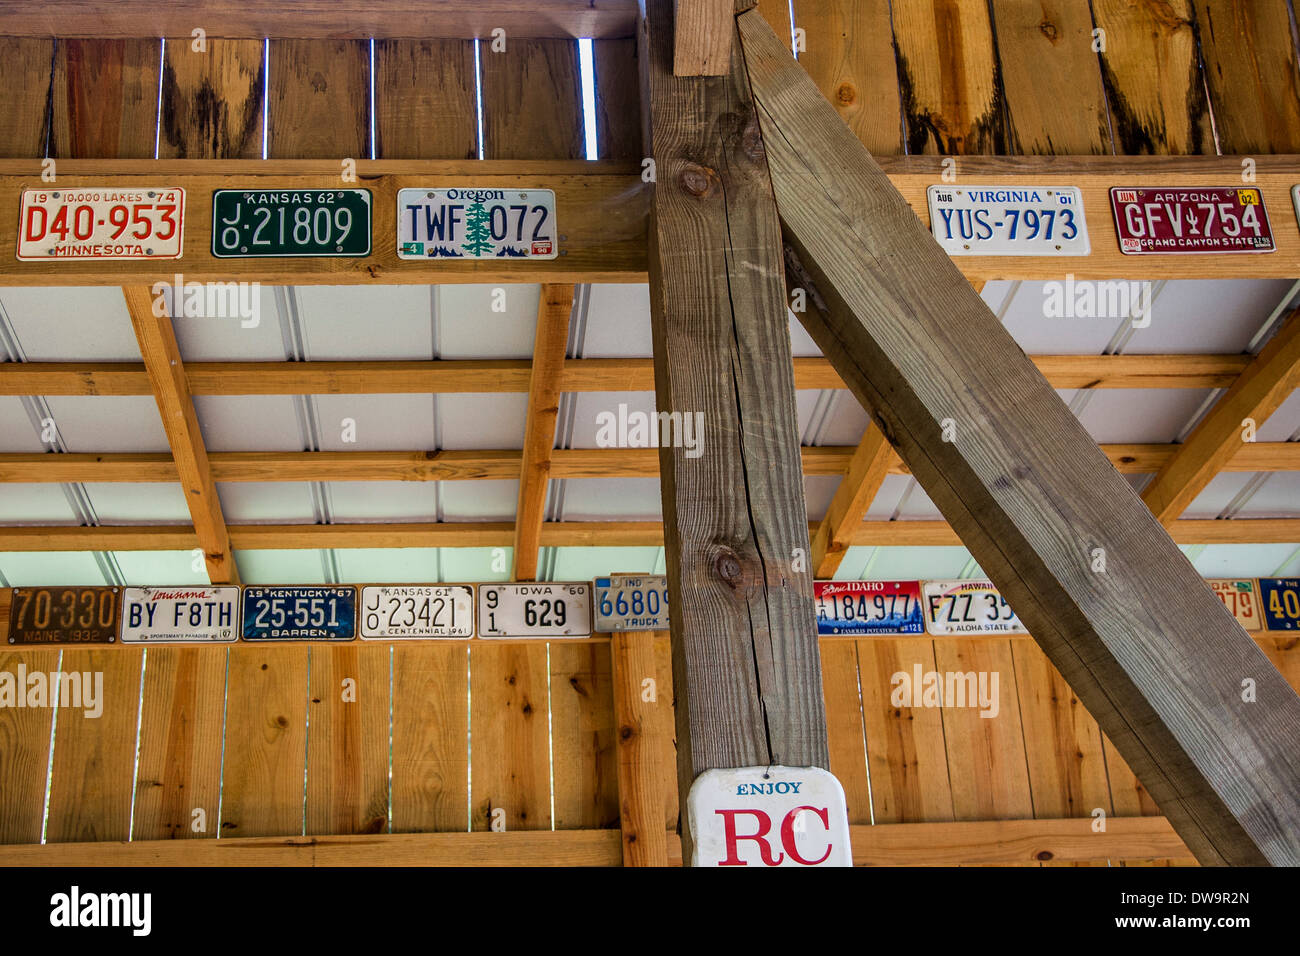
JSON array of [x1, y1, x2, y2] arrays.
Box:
[[611, 631, 669, 866]]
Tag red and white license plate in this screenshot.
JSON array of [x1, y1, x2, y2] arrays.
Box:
[[17, 187, 185, 260], [1110, 186, 1273, 255]]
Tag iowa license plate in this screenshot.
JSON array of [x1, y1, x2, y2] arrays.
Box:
[[1110, 187, 1273, 254], [814, 580, 924, 636], [8, 587, 120, 644], [923, 580, 1027, 635], [121, 586, 239, 643], [1207, 579, 1261, 632], [359, 585, 474, 639], [594, 575, 669, 632], [1260, 578, 1300, 631], [211, 189, 371, 257], [397, 188, 557, 260], [241, 587, 356, 641], [478, 583, 591, 638], [18, 187, 184, 260], [927, 185, 1088, 255]]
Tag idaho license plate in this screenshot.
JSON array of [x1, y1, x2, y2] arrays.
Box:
[[1207, 579, 1262, 632], [477, 583, 591, 638], [397, 188, 557, 260], [923, 580, 1027, 635], [241, 587, 356, 641], [814, 580, 924, 636], [17, 187, 184, 260], [927, 185, 1088, 255], [211, 189, 371, 257], [594, 575, 669, 632], [1260, 578, 1300, 631], [359, 585, 474, 639], [121, 586, 240, 643], [8, 587, 120, 644], [1110, 186, 1274, 254]]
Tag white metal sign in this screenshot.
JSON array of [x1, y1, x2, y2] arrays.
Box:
[[18, 187, 185, 260], [593, 574, 669, 632], [397, 188, 557, 260], [687, 766, 852, 867], [923, 579, 1028, 635], [927, 184, 1089, 256], [120, 586, 239, 643], [477, 583, 591, 638], [359, 585, 474, 639]]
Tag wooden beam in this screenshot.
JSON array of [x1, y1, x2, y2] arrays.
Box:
[[739, 8, 1300, 866], [642, 0, 827, 865], [674, 0, 733, 75], [123, 287, 239, 585], [811, 424, 893, 577], [512, 285, 574, 580], [611, 632, 670, 866], [1143, 309, 1300, 525]]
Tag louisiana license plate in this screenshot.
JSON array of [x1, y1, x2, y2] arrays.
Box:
[[397, 188, 557, 260], [1207, 579, 1261, 632], [477, 583, 591, 638], [927, 185, 1088, 255], [17, 187, 184, 260], [8, 587, 120, 644], [359, 585, 474, 639], [211, 189, 371, 257], [1260, 578, 1300, 631], [923, 580, 1027, 635], [241, 586, 356, 641], [593, 575, 669, 632], [814, 580, 924, 636], [1110, 186, 1273, 254], [121, 586, 239, 643]]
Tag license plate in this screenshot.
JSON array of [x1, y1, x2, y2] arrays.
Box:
[[477, 583, 591, 638], [1260, 578, 1300, 632], [927, 185, 1088, 255], [397, 188, 557, 260], [211, 189, 371, 257], [922, 580, 1027, 635], [241, 587, 356, 641], [594, 575, 669, 632], [359, 585, 474, 639], [1110, 186, 1274, 254], [7, 587, 120, 644], [1207, 579, 1262, 632], [814, 580, 924, 636], [121, 586, 239, 643], [17, 187, 184, 260]]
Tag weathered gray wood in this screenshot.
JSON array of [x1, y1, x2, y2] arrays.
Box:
[[737, 7, 1300, 867], [640, 0, 828, 864]]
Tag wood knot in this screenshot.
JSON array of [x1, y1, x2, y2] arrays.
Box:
[[1038, 20, 1059, 43], [835, 82, 857, 106], [1036, 850, 1054, 861], [275, 715, 289, 728], [679, 162, 719, 198], [741, 119, 765, 161], [619, 724, 636, 742], [712, 547, 745, 588]]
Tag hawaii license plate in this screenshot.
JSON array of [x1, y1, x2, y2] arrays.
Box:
[[923, 580, 1027, 635], [121, 586, 239, 643], [1110, 186, 1273, 254], [927, 185, 1088, 255], [8, 587, 120, 644], [1207, 579, 1261, 632], [211, 189, 371, 257], [814, 580, 924, 636], [594, 575, 669, 632], [397, 188, 557, 260], [1260, 578, 1300, 631], [477, 583, 591, 638], [241, 586, 356, 641], [17, 187, 184, 260], [359, 585, 474, 639]]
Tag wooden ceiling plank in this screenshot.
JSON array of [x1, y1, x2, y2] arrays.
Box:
[[811, 423, 894, 577]]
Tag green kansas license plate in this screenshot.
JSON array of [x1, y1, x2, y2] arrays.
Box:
[[211, 189, 371, 257]]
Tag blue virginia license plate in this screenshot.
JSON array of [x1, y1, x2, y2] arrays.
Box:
[[241, 586, 356, 641], [927, 184, 1089, 256]]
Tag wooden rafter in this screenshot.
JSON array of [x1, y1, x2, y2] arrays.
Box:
[[810, 424, 893, 577], [123, 286, 239, 584]]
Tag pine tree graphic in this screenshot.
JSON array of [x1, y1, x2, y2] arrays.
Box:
[[461, 202, 494, 257]]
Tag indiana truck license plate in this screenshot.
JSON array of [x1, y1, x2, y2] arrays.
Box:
[[1110, 186, 1274, 254], [927, 185, 1089, 255], [121, 586, 240, 642], [477, 583, 591, 638], [397, 188, 557, 260], [359, 585, 474, 639], [17, 187, 184, 260], [593, 575, 669, 632]]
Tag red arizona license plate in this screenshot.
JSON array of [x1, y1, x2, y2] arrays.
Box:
[[1110, 187, 1273, 254]]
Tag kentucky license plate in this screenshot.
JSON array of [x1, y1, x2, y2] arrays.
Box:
[[1207, 579, 1261, 632], [397, 188, 557, 260], [18, 187, 184, 260], [1260, 578, 1300, 632], [1110, 187, 1273, 254], [923, 580, 1027, 635], [478, 583, 591, 638], [594, 575, 669, 632], [927, 185, 1088, 255], [8, 587, 120, 644], [211, 189, 371, 257], [359, 585, 474, 639], [121, 586, 239, 643], [241, 587, 356, 641], [814, 580, 924, 636]]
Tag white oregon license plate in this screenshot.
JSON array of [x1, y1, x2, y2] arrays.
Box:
[[923, 580, 1027, 635], [477, 583, 591, 638], [927, 185, 1089, 256], [359, 585, 474, 639], [397, 187, 557, 260], [17, 187, 185, 260], [593, 575, 669, 632], [120, 586, 239, 643]]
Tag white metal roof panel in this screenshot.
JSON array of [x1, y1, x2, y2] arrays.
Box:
[[550, 546, 662, 581], [439, 479, 518, 521], [114, 550, 209, 586], [43, 396, 169, 452], [193, 396, 306, 452], [216, 482, 318, 523], [314, 394, 437, 450], [1074, 389, 1215, 443], [559, 478, 662, 520], [296, 286, 435, 358], [0, 287, 140, 360], [0, 397, 48, 452], [583, 284, 652, 357], [325, 481, 439, 522], [82, 483, 191, 524], [0, 484, 79, 523], [835, 545, 977, 582], [438, 284, 539, 358], [335, 547, 444, 582], [1124, 279, 1295, 354], [170, 285, 285, 360], [234, 549, 329, 584], [0, 551, 109, 586], [1191, 544, 1300, 579], [437, 394, 528, 449]]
